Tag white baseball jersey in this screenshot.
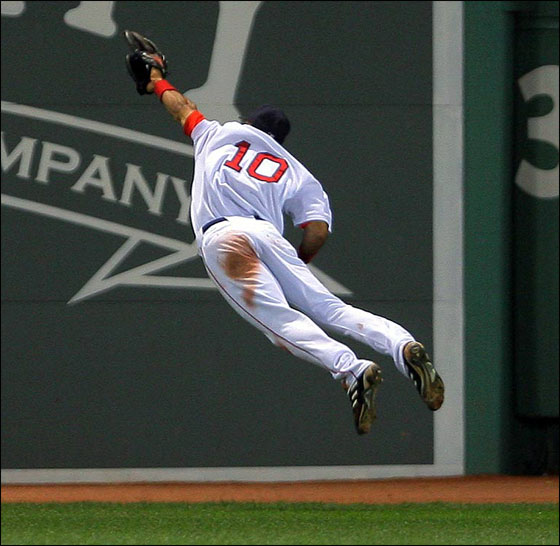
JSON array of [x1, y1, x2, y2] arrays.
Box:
[[187, 114, 332, 244]]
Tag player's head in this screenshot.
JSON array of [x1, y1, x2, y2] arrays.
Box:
[[245, 105, 291, 144]]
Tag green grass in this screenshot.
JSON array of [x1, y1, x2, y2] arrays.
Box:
[[1, 502, 558, 545]]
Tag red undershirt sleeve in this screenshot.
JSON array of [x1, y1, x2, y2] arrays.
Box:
[[183, 111, 206, 137]]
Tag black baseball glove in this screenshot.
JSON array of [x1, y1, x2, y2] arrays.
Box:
[[123, 30, 168, 95]]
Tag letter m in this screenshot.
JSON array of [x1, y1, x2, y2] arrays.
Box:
[[1, 132, 37, 179]]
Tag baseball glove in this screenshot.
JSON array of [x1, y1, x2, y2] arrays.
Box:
[[123, 30, 168, 95]]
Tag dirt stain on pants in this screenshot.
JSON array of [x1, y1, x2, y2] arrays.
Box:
[[219, 234, 261, 308]]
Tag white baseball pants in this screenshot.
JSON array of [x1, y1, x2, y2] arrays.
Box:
[[200, 216, 415, 385]]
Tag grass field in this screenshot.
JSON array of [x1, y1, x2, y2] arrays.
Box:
[[1, 502, 558, 545]]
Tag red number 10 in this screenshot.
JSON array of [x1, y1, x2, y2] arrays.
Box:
[[224, 140, 288, 183]]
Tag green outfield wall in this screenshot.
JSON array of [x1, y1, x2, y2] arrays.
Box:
[[2, 1, 445, 480], [1, 1, 557, 482], [464, 0, 559, 474]]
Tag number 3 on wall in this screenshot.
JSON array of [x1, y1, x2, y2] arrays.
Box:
[[515, 65, 559, 199], [224, 141, 289, 183]]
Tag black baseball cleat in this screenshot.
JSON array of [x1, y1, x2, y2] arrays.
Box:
[[403, 342, 444, 410], [345, 362, 383, 435]]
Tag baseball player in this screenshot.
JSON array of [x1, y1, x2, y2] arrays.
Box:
[[124, 31, 444, 435]]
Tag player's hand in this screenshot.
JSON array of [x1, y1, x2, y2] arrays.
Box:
[[123, 30, 168, 95], [298, 221, 329, 263], [146, 67, 164, 94]]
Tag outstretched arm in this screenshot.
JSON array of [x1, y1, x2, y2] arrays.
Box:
[[147, 68, 198, 126]]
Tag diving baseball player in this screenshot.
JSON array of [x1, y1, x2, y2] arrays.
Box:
[[124, 31, 444, 435]]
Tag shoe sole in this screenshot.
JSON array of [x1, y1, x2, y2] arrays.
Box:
[[356, 364, 383, 435], [406, 343, 444, 411]]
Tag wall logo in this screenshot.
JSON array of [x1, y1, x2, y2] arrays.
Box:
[[1, 1, 352, 303]]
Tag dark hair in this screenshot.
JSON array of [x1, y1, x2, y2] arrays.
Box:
[[246, 105, 291, 144]]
